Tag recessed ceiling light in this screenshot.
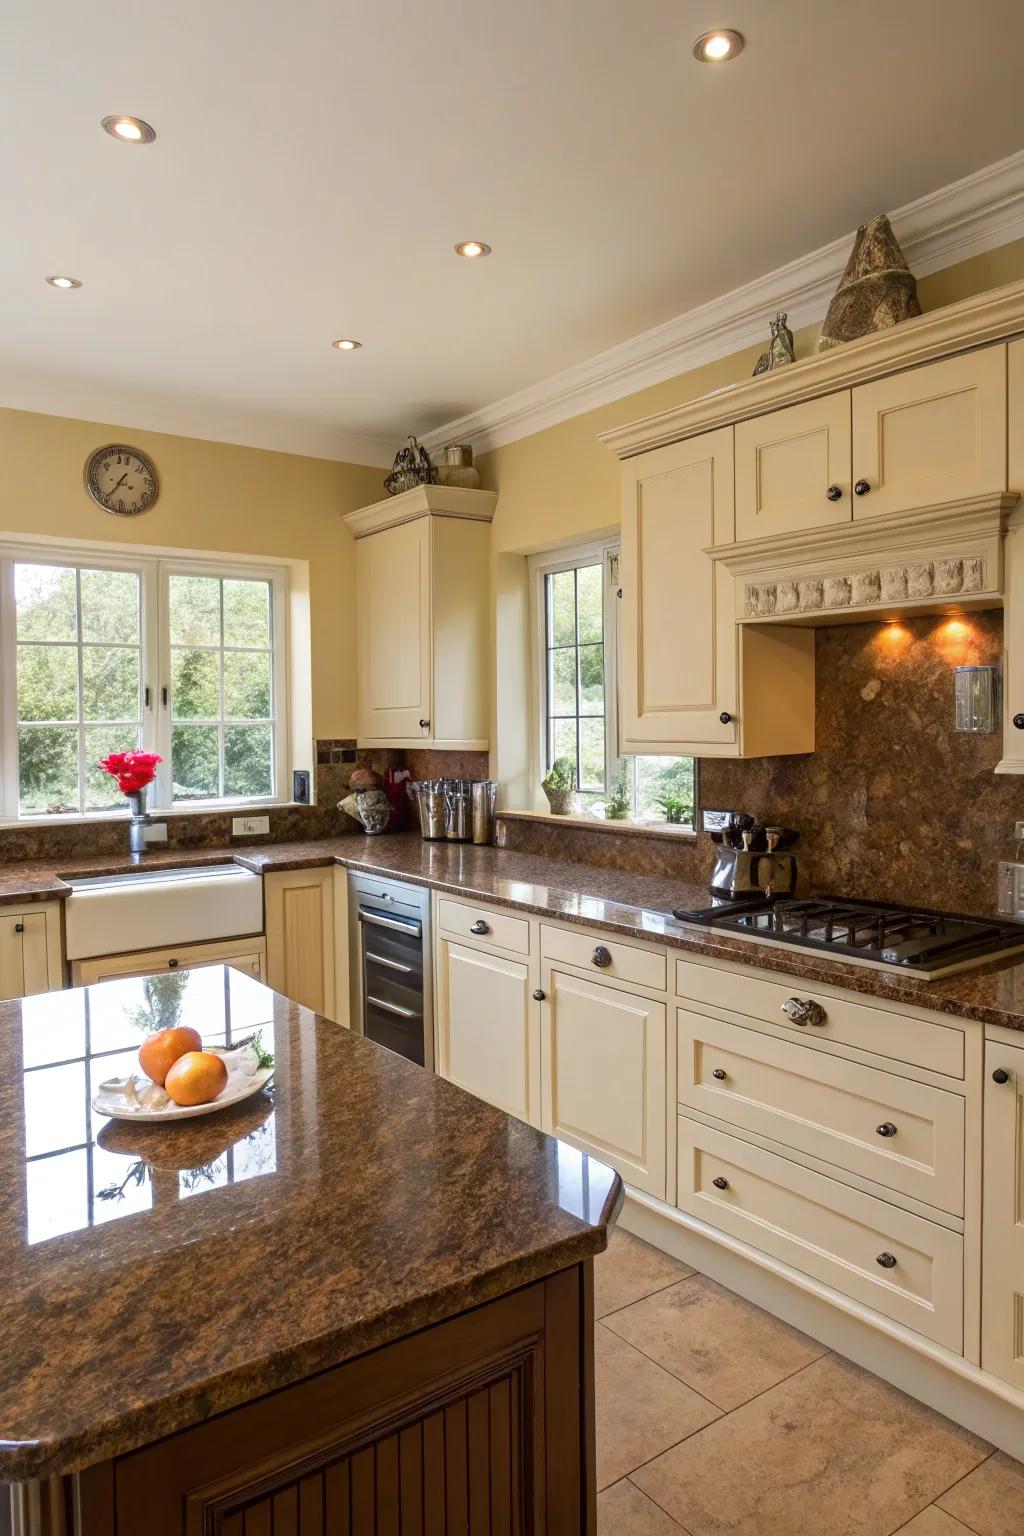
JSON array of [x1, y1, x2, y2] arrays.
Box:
[[101, 115, 157, 144], [46, 275, 82, 289], [454, 240, 491, 259], [331, 338, 362, 351], [692, 29, 744, 62]]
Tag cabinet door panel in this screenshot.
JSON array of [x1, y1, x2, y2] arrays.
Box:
[[735, 393, 852, 540], [852, 347, 1006, 518], [265, 869, 335, 1017], [619, 428, 737, 751], [982, 1039, 1024, 1390], [436, 940, 539, 1124], [356, 519, 431, 741], [0, 907, 62, 999], [542, 967, 665, 1197]]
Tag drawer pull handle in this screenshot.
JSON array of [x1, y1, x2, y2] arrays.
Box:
[[419, 718, 430, 729], [992, 1068, 1011, 1084], [825, 484, 843, 501], [14, 922, 24, 934], [875, 1122, 898, 1138], [167, 958, 179, 968], [712, 1068, 727, 1081], [712, 1176, 729, 1191], [592, 945, 612, 968], [470, 920, 490, 935], [876, 1252, 898, 1270], [532, 988, 546, 1001], [781, 996, 827, 1027]]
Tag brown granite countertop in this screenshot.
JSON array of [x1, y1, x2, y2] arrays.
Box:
[[0, 967, 621, 1481], [4, 833, 1024, 1031]]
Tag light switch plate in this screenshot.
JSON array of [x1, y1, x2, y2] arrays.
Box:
[[232, 815, 270, 837]]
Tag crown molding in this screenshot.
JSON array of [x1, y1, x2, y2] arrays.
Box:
[[420, 148, 1024, 460], [342, 483, 497, 537]]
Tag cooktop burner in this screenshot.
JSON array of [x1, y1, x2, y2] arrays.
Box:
[[671, 896, 1024, 977]]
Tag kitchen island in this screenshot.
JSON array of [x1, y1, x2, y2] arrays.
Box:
[[0, 965, 621, 1535]]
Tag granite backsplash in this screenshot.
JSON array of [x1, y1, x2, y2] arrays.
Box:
[[500, 610, 1024, 919]]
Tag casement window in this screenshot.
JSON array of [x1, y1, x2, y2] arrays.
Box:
[[0, 547, 287, 819], [530, 540, 695, 827]]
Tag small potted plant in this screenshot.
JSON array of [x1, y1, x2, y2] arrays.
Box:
[[98, 751, 163, 852], [541, 756, 577, 816], [604, 772, 631, 821], [658, 793, 692, 826]]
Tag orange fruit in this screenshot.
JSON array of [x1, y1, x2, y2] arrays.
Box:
[[138, 1025, 203, 1086], [164, 1050, 228, 1108]]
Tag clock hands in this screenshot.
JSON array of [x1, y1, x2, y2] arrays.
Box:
[[108, 472, 129, 495]]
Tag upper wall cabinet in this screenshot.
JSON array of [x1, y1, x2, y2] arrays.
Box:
[[850, 347, 1007, 519], [619, 428, 814, 758], [345, 486, 496, 750], [735, 393, 852, 541]]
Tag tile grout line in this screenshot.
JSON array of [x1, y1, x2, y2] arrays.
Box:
[[621, 1474, 698, 1536], [595, 1266, 699, 1323], [926, 1451, 997, 1536]]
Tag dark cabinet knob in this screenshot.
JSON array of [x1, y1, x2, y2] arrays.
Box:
[[418, 718, 430, 729], [168, 958, 179, 968], [854, 479, 871, 496], [875, 1122, 898, 1138], [876, 1252, 898, 1269], [992, 1068, 1011, 1084], [1014, 714, 1024, 730], [712, 1068, 727, 1081], [532, 988, 545, 1001], [719, 711, 732, 724], [825, 485, 843, 501], [470, 920, 489, 935], [712, 1176, 729, 1190], [14, 922, 24, 934], [592, 945, 612, 968]]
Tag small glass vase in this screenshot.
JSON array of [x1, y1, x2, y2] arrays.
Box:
[[127, 789, 151, 853]]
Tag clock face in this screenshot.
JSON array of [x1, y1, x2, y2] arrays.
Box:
[[85, 444, 159, 517]]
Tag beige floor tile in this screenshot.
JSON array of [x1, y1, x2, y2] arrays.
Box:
[[893, 1507, 977, 1535], [594, 1228, 694, 1319], [631, 1353, 990, 1536], [937, 1451, 1024, 1536], [603, 1272, 827, 1410], [594, 1322, 720, 1491], [597, 1478, 689, 1534]]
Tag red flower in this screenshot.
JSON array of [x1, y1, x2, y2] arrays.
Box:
[[98, 751, 163, 796]]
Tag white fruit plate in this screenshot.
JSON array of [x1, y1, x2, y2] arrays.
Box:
[[93, 1046, 274, 1124]]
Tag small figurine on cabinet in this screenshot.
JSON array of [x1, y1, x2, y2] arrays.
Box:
[[752, 311, 795, 376]]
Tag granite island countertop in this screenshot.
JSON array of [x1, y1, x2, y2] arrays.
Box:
[[3, 832, 1024, 1031], [0, 965, 621, 1481]]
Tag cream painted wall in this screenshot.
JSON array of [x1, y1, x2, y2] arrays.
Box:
[[0, 407, 382, 738], [478, 235, 1024, 803]]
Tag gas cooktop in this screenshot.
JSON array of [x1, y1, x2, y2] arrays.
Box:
[[671, 896, 1024, 978]]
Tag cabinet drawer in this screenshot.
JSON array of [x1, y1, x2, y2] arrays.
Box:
[[678, 1010, 965, 1214], [438, 898, 530, 954], [677, 1117, 964, 1351], [542, 924, 665, 990], [675, 958, 964, 1079]]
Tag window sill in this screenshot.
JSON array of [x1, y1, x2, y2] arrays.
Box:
[[0, 801, 303, 830], [497, 808, 697, 843]]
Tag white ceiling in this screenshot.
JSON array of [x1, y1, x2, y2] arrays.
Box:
[[4, 0, 1024, 466]]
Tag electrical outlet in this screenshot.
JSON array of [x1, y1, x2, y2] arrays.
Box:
[[232, 815, 270, 837], [1015, 821, 1024, 842]]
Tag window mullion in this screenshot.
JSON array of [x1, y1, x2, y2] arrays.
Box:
[[75, 568, 85, 814]]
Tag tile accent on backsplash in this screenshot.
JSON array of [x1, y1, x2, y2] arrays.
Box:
[[501, 611, 1021, 918]]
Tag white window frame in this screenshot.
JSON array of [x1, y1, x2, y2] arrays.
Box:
[[528, 537, 695, 828], [0, 541, 289, 822]]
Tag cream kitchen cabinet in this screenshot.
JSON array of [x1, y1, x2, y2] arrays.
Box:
[[435, 938, 541, 1125], [345, 484, 496, 750], [850, 346, 1007, 519], [981, 1037, 1024, 1390], [734, 392, 852, 540], [265, 867, 336, 1018], [540, 960, 667, 1199], [72, 936, 266, 987], [0, 903, 63, 999], [618, 429, 814, 757]]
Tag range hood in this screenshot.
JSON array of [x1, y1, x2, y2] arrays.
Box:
[[707, 492, 1021, 626]]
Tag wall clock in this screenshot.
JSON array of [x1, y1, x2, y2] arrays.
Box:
[[84, 444, 159, 516]]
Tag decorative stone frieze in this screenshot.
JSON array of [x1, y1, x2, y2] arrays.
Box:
[[744, 554, 987, 618]]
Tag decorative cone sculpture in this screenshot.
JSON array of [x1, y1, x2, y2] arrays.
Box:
[[818, 214, 920, 352]]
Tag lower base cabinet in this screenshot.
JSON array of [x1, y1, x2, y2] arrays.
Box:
[[982, 1037, 1024, 1389], [541, 966, 666, 1199], [0, 905, 63, 999], [71, 937, 266, 986], [435, 938, 541, 1125], [265, 868, 337, 1018]]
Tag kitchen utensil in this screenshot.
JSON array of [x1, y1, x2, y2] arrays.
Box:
[[444, 779, 472, 841], [412, 781, 446, 839], [471, 780, 497, 844]]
